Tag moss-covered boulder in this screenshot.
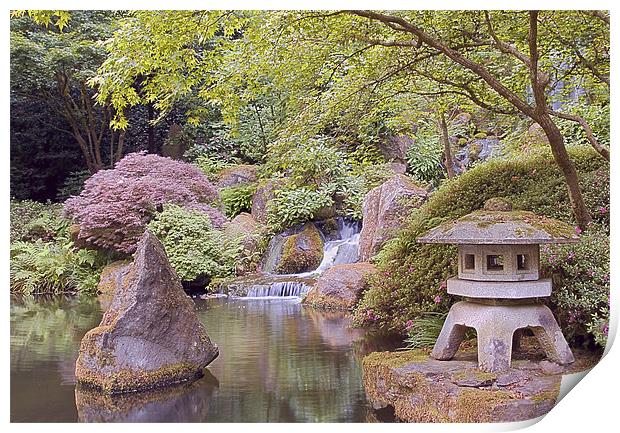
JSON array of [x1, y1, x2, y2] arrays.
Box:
[[304, 263, 376, 310], [362, 345, 599, 423], [275, 223, 324, 274], [97, 260, 132, 295], [223, 212, 267, 275], [251, 179, 280, 224], [75, 231, 219, 394], [216, 164, 258, 189]]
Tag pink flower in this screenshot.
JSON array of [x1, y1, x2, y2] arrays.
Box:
[[434, 295, 442, 304], [405, 320, 414, 330], [567, 251, 575, 261], [439, 281, 447, 290], [599, 206, 608, 214], [575, 226, 583, 235], [366, 309, 377, 322], [601, 323, 609, 337], [408, 266, 415, 272]]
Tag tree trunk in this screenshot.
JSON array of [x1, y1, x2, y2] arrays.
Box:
[[438, 112, 455, 179], [537, 115, 592, 228], [147, 104, 156, 154]]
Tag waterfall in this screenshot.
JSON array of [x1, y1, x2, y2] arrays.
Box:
[[228, 218, 362, 298], [245, 280, 312, 298], [299, 218, 361, 276]]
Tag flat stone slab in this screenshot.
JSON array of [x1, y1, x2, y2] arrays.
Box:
[[362, 343, 600, 423], [447, 277, 551, 298]]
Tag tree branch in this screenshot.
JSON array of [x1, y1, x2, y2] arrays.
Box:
[[349, 10, 536, 117], [549, 110, 610, 160]]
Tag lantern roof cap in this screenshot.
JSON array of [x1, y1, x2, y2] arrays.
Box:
[[417, 210, 579, 245]]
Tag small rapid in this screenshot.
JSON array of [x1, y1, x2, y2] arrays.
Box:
[[227, 218, 361, 298]]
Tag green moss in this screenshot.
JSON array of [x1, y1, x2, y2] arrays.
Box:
[[77, 362, 203, 394], [275, 224, 324, 274], [364, 349, 429, 369], [455, 388, 516, 422]]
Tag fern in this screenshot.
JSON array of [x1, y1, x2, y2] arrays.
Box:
[[10, 240, 103, 295]]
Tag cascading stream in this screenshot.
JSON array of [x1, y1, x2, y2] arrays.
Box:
[[234, 218, 361, 298]]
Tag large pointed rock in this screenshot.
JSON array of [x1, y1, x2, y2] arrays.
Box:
[[75, 231, 219, 394]]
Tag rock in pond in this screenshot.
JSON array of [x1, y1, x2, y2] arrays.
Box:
[[304, 263, 376, 310], [75, 231, 219, 394], [362, 341, 600, 423], [97, 260, 132, 295], [359, 174, 427, 261], [275, 223, 324, 274]]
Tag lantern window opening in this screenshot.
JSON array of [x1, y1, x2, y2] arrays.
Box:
[[517, 254, 529, 271], [464, 254, 475, 270], [486, 254, 504, 272]]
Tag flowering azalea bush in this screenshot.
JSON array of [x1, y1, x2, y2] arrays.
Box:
[[542, 225, 610, 348], [64, 152, 224, 254]]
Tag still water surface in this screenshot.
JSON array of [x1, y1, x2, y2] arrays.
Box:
[[10, 295, 395, 422]]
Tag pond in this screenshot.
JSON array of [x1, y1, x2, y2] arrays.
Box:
[[10, 294, 397, 422]]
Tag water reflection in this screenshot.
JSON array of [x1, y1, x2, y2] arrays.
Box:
[[11, 296, 396, 422]]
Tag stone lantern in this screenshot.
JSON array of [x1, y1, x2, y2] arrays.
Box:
[[418, 200, 578, 372]]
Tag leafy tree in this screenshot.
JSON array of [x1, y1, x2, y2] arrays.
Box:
[[93, 10, 609, 228], [11, 11, 125, 174]]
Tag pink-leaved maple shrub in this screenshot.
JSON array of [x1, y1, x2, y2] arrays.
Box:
[[64, 152, 225, 254]]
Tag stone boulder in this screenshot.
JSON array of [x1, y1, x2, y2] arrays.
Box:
[[522, 123, 550, 154], [223, 212, 267, 275], [96, 260, 132, 295], [378, 135, 414, 164], [304, 263, 376, 310], [216, 164, 258, 189], [275, 223, 324, 274], [75, 231, 219, 394], [251, 179, 280, 224], [359, 174, 427, 261]]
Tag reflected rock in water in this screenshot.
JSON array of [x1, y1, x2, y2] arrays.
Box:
[[304, 307, 366, 348], [75, 370, 219, 423]]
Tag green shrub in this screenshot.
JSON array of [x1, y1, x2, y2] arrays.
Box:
[[194, 154, 235, 181], [347, 142, 386, 168], [10, 200, 68, 243], [148, 205, 241, 283], [403, 312, 448, 349], [10, 239, 102, 295], [354, 146, 609, 347], [220, 183, 257, 218], [268, 186, 334, 230], [542, 225, 609, 348], [406, 135, 444, 185]]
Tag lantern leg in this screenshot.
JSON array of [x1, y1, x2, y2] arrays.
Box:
[[476, 325, 515, 372], [527, 305, 575, 365], [431, 303, 468, 360]]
